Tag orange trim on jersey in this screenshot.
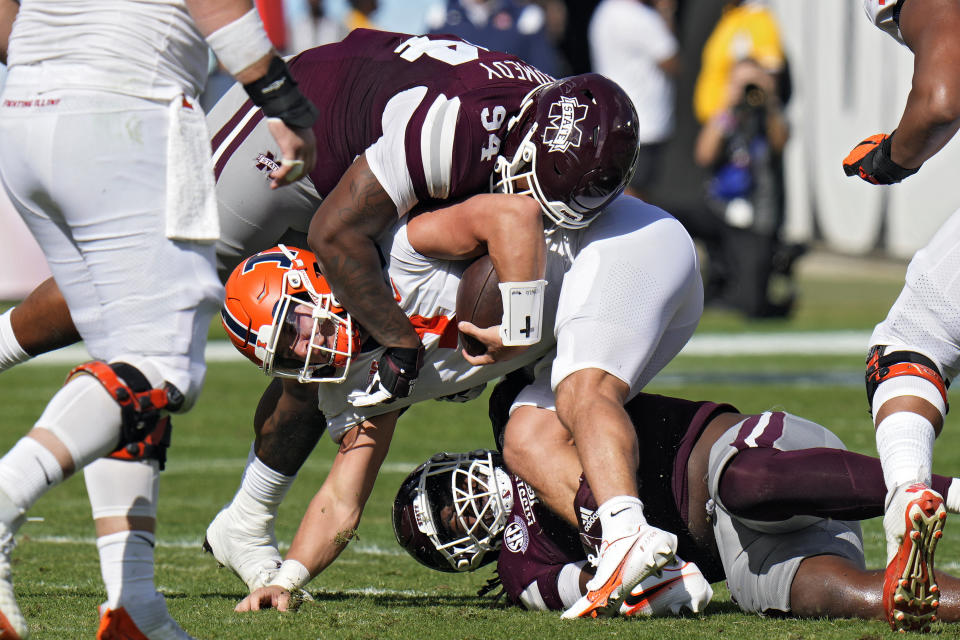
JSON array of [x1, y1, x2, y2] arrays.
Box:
[[409, 314, 459, 349]]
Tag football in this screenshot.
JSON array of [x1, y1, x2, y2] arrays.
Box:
[[455, 255, 502, 356]]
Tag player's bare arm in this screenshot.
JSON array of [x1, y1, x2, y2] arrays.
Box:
[[407, 193, 546, 283], [308, 154, 422, 350], [253, 378, 325, 476], [893, 0, 960, 168], [235, 412, 399, 612], [409, 193, 549, 364], [186, 0, 317, 187], [0, 0, 17, 66]]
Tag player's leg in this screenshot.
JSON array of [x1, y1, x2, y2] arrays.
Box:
[[86, 448, 193, 640], [865, 207, 960, 629], [0, 93, 221, 638], [550, 200, 703, 618], [501, 405, 581, 526], [204, 377, 325, 591], [0, 277, 80, 373], [789, 554, 960, 623], [716, 444, 960, 522]]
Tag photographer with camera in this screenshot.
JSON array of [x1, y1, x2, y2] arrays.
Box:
[[694, 56, 798, 318]]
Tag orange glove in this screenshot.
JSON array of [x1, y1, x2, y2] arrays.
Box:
[[843, 132, 919, 185]]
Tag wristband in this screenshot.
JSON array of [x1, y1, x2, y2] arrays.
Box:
[[498, 280, 547, 346], [205, 8, 273, 77], [867, 134, 920, 184], [266, 559, 311, 592], [242, 56, 319, 130]]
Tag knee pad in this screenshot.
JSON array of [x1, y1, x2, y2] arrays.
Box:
[[85, 457, 159, 521], [108, 416, 172, 470], [865, 346, 949, 415], [66, 361, 183, 457]]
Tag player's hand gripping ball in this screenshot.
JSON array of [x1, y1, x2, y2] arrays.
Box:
[[455, 255, 502, 357]]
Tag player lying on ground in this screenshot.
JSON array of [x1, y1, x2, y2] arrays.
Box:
[[205, 192, 702, 619], [394, 374, 960, 627], [844, 0, 960, 630]]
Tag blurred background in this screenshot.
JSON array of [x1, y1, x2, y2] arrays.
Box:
[[1, 0, 949, 322]]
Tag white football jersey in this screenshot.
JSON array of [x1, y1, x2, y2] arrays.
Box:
[[6, 0, 208, 99], [863, 0, 907, 45], [319, 222, 569, 441]]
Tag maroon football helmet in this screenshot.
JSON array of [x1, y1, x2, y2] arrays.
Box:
[[393, 450, 513, 573], [491, 73, 640, 229]]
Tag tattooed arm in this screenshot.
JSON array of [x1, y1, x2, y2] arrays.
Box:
[[307, 154, 420, 350]]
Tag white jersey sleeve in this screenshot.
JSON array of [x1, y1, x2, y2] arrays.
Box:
[[365, 87, 427, 217], [863, 0, 907, 45], [365, 88, 462, 216]]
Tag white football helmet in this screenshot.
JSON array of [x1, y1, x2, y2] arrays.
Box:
[[393, 450, 514, 572]]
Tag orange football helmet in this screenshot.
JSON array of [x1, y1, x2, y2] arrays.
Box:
[[221, 245, 360, 383]]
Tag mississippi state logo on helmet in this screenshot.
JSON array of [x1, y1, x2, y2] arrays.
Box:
[[393, 450, 513, 572], [221, 245, 361, 383], [492, 73, 640, 229]]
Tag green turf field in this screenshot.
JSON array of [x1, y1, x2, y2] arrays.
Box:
[[6, 259, 960, 639]]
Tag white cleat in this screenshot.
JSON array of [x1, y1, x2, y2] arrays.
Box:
[[0, 521, 27, 639], [618, 556, 713, 617], [97, 604, 195, 640], [202, 506, 282, 592], [561, 524, 677, 619]]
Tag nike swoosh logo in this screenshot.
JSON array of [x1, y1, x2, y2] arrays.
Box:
[[610, 507, 630, 518], [622, 575, 683, 608], [35, 457, 53, 486]]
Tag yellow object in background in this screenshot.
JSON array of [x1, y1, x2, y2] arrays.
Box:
[[694, 2, 785, 123]]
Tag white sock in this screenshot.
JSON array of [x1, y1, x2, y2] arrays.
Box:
[[98, 530, 157, 609], [97, 530, 170, 632], [876, 411, 935, 493], [0, 309, 30, 373], [945, 478, 960, 514], [232, 455, 295, 521], [597, 495, 646, 544], [0, 437, 64, 514]]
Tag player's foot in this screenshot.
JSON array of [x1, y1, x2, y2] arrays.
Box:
[[202, 506, 282, 591], [0, 521, 27, 640], [97, 604, 194, 640], [561, 525, 676, 619], [882, 483, 946, 633], [619, 556, 712, 617]]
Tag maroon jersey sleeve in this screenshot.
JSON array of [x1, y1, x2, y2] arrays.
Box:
[[287, 30, 552, 212], [497, 476, 584, 610]]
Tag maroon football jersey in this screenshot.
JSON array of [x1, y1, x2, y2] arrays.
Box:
[[286, 29, 553, 208], [497, 474, 583, 610]]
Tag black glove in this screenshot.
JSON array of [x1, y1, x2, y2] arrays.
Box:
[[348, 344, 425, 407], [843, 132, 920, 185]]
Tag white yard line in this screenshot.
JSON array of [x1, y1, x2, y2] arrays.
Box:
[[24, 331, 874, 369]]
